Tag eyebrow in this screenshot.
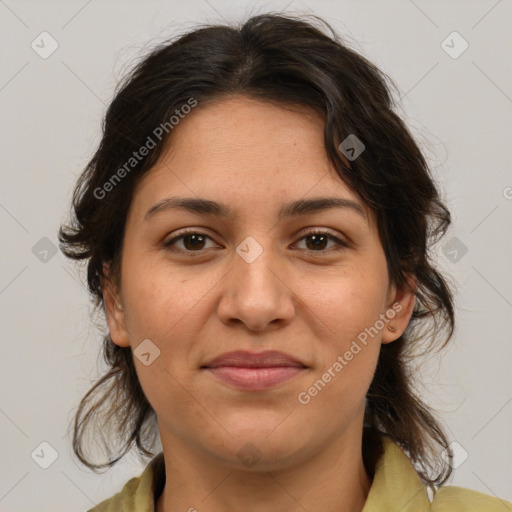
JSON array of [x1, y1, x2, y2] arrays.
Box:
[[144, 196, 367, 222]]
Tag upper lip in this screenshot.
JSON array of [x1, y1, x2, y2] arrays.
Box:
[[202, 350, 307, 369]]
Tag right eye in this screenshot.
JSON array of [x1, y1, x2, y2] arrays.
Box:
[[162, 230, 219, 255]]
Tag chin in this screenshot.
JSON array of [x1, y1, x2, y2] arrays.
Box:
[[207, 426, 307, 471]]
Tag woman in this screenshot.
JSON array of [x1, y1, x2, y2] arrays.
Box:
[[59, 12, 511, 512]]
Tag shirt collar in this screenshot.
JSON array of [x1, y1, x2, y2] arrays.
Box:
[[361, 436, 431, 511]]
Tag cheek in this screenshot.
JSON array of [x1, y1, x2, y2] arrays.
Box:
[[307, 263, 389, 341], [300, 262, 388, 388], [121, 253, 214, 341], [296, 281, 385, 420], [120, 262, 209, 418]]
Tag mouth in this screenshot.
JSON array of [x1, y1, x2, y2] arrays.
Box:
[[201, 350, 308, 391], [202, 366, 307, 390]]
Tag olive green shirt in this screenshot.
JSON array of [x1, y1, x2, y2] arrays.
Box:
[[87, 437, 512, 511]]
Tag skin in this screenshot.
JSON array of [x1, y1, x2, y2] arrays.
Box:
[[102, 95, 416, 512]]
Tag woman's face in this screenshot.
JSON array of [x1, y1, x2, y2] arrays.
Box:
[[104, 95, 414, 470]]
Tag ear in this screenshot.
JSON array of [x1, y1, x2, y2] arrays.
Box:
[[101, 263, 131, 348], [381, 274, 417, 344]]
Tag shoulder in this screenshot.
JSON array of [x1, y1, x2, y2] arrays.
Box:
[[85, 476, 139, 512], [86, 452, 165, 512], [431, 485, 512, 511], [363, 435, 512, 512]]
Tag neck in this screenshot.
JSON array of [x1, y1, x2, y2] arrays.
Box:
[[156, 427, 372, 512]]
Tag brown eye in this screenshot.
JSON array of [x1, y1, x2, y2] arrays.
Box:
[[162, 231, 217, 254], [181, 234, 207, 251], [295, 230, 347, 252], [162, 228, 347, 256]]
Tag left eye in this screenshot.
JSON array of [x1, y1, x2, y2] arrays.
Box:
[[162, 230, 346, 255], [294, 231, 346, 252]]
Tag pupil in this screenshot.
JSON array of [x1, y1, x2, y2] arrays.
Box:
[[184, 234, 204, 250], [307, 234, 326, 250]]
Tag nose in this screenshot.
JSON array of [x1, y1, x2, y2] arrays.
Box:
[[216, 240, 296, 332]]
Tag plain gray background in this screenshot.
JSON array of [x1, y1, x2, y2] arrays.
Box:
[[1, 0, 511, 510]]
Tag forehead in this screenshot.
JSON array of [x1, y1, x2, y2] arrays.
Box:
[[131, 95, 369, 222], [161, 95, 328, 168]]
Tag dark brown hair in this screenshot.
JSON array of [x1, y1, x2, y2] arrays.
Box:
[[59, 12, 455, 487]]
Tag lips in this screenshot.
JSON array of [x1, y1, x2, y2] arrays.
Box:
[[201, 350, 307, 390], [201, 350, 307, 369]]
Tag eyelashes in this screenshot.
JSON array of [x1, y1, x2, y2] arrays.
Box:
[[162, 228, 348, 256]]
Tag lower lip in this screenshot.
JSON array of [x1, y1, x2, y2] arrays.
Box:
[[204, 366, 306, 390]]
